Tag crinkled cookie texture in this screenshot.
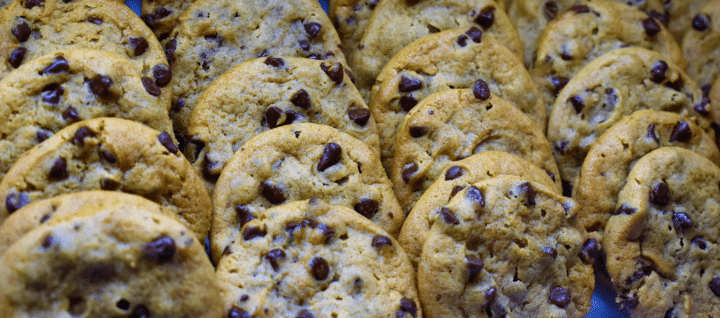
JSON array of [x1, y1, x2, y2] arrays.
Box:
[[164, 0, 347, 141], [418, 176, 594, 317], [391, 89, 560, 214], [0, 191, 173, 256], [0, 0, 170, 92], [532, 1, 685, 117], [369, 27, 545, 171], [211, 123, 403, 262], [398, 151, 560, 266], [0, 200, 221, 318], [0, 49, 174, 183], [547, 47, 714, 190], [141, 0, 196, 39], [349, 0, 523, 96], [216, 199, 421, 318], [187, 56, 379, 193], [682, 0, 720, 94], [604, 147, 720, 317], [575, 110, 720, 239], [0, 118, 212, 240]]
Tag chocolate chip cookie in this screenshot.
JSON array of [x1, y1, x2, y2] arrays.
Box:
[[216, 198, 421, 318], [625, 0, 709, 43], [682, 0, 720, 95], [418, 175, 594, 317], [141, 0, 196, 39], [575, 110, 720, 240], [0, 197, 221, 317], [532, 1, 685, 117], [369, 27, 545, 171], [0, 118, 212, 240], [211, 123, 403, 262], [187, 56, 378, 193], [391, 88, 560, 213], [604, 147, 720, 316], [398, 151, 561, 266], [0, 49, 174, 183], [329, 0, 377, 67], [547, 47, 713, 192], [164, 0, 347, 142]]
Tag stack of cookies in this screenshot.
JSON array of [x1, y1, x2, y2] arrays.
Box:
[[1, 0, 719, 316]]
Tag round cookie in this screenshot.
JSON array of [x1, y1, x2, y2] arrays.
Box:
[[604, 147, 720, 316], [682, 0, 720, 95], [369, 27, 546, 171], [141, 0, 196, 39], [418, 175, 594, 317], [532, 1, 685, 117], [329, 0, 377, 67], [0, 0, 171, 99], [391, 88, 560, 213], [164, 0, 347, 142], [0, 118, 212, 240], [348, 0, 524, 97], [216, 198, 421, 318], [398, 151, 561, 266], [547, 47, 713, 192], [0, 49, 174, 183], [211, 123, 403, 262], [575, 110, 720, 239], [187, 56, 379, 193], [0, 198, 221, 318], [626, 0, 709, 43]]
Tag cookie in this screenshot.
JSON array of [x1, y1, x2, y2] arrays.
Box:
[[604, 147, 720, 316], [141, 0, 196, 39], [547, 47, 713, 193], [0, 0, 171, 98], [211, 123, 403, 262], [398, 151, 561, 266], [348, 0, 524, 97], [216, 198, 421, 318], [0, 197, 221, 317], [391, 88, 560, 213], [186, 56, 379, 193], [0, 118, 212, 240], [164, 0, 347, 142], [369, 27, 546, 171], [626, 0, 709, 43], [329, 0, 377, 67], [575, 110, 720, 239], [682, 0, 720, 95], [417, 175, 594, 317], [0, 49, 174, 183], [532, 1, 685, 117], [712, 76, 720, 111]]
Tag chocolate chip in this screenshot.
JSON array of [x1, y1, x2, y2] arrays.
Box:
[[164, 39, 176, 64], [543, 247, 558, 258], [550, 76, 569, 95], [9, 47, 27, 68], [90, 75, 113, 98], [568, 4, 590, 14], [409, 126, 427, 138], [49, 157, 68, 180], [626, 267, 651, 285], [307, 53, 320, 59], [692, 14, 710, 31], [125, 37, 148, 57], [264, 57, 285, 68], [441, 207, 460, 225], [649, 10, 669, 25], [153, 64, 172, 87], [348, 108, 371, 126], [642, 17, 661, 36], [41, 235, 53, 248], [100, 178, 120, 190], [12, 22, 30, 42], [172, 98, 185, 112], [710, 277, 720, 297], [456, 34, 468, 47], [580, 238, 601, 263], [650, 61, 668, 83], [665, 77, 684, 92], [399, 95, 418, 111], [298, 40, 310, 51], [466, 255, 484, 281], [141, 7, 172, 24], [398, 297, 417, 317], [450, 185, 465, 199], [345, 69, 355, 83], [72, 127, 95, 146], [670, 120, 692, 142], [402, 163, 418, 183], [518, 182, 536, 206], [317, 223, 335, 242], [695, 96, 711, 116], [474, 6, 495, 28], [263, 107, 284, 128], [24, 0, 43, 9], [41, 84, 64, 104], [310, 257, 329, 280], [317, 142, 342, 172], [569, 95, 584, 113], [284, 110, 299, 125], [242, 226, 266, 241], [444, 166, 464, 181], [672, 212, 693, 233], [290, 89, 312, 109], [296, 309, 314, 318], [130, 305, 150, 318], [466, 185, 485, 209], [371, 235, 392, 249], [141, 77, 161, 96], [304, 22, 322, 38], [320, 62, 344, 85], [99, 150, 117, 164], [650, 182, 670, 206], [261, 182, 286, 204], [143, 236, 175, 262], [226, 307, 252, 318], [158, 131, 178, 154], [473, 79, 490, 101], [354, 198, 378, 219], [36, 129, 52, 142], [265, 249, 286, 271], [647, 124, 659, 143], [544, 1, 559, 20], [399, 76, 422, 92], [5, 192, 30, 214], [39, 56, 68, 74], [692, 236, 707, 249], [619, 294, 639, 309], [465, 27, 483, 43], [86, 17, 102, 24], [615, 204, 637, 215], [549, 286, 571, 308], [62, 106, 81, 122]]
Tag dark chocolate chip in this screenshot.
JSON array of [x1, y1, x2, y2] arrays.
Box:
[[128, 37, 148, 56], [153, 64, 172, 87], [264, 57, 285, 68], [90, 75, 113, 98], [466, 185, 485, 209], [568, 5, 590, 14], [291, 89, 312, 109], [24, 0, 43, 9], [456, 34, 468, 47], [695, 95, 711, 116], [550, 76, 569, 95], [649, 10, 669, 25], [129, 305, 150, 318], [450, 185, 465, 199], [399, 76, 422, 92], [650, 182, 670, 206], [143, 236, 175, 262], [647, 123, 659, 143], [665, 77, 684, 92], [226, 307, 252, 318], [650, 61, 668, 83], [317, 142, 342, 172], [284, 110, 299, 125], [398, 297, 417, 317], [242, 226, 266, 241], [445, 166, 464, 180], [298, 40, 310, 51], [235, 205, 255, 228], [710, 277, 720, 297], [692, 14, 710, 31], [99, 150, 117, 164], [5, 192, 30, 214], [580, 238, 601, 263], [441, 207, 460, 225], [473, 79, 490, 100], [142, 77, 161, 96], [42, 84, 64, 104], [307, 53, 320, 59], [41, 235, 53, 248], [518, 182, 536, 206], [546, 170, 556, 182], [42, 57, 70, 76], [615, 204, 637, 215], [543, 246, 558, 258], [466, 255, 484, 281], [49, 157, 68, 180], [618, 294, 639, 310], [9, 47, 27, 68], [86, 17, 102, 24], [348, 107, 371, 126], [549, 286, 571, 308], [296, 309, 315, 318], [672, 212, 693, 233], [261, 182, 286, 204], [465, 27, 483, 43], [692, 236, 707, 249], [265, 248, 286, 271], [354, 198, 378, 219], [409, 126, 427, 138], [371, 235, 393, 249], [172, 98, 185, 112], [100, 178, 120, 190], [263, 107, 283, 128], [669, 120, 692, 143], [141, 7, 172, 24], [474, 6, 495, 28], [12, 22, 30, 42], [317, 223, 335, 242], [402, 163, 418, 183], [304, 22, 322, 38], [320, 62, 344, 85], [158, 131, 178, 154], [62, 106, 81, 122], [164, 38, 176, 64], [399, 95, 418, 111], [36, 129, 52, 142], [345, 69, 355, 83], [544, 1, 559, 20], [310, 257, 329, 280], [72, 127, 95, 146], [569, 95, 584, 113], [642, 17, 661, 36]]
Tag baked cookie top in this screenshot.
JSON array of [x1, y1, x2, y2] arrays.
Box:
[[329, 0, 377, 68], [627, 0, 709, 42], [532, 0, 685, 117], [682, 0, 720, 94], [604, 147, 720, 316], [141, 0, 196, 39], [398, 151, 560, 266], [211, 123, 403, 262], [348, 0, 523, 96], [575, 110, 720, 239], [163, 0, 347, 141], [369, 27, 545, 171], [418, 175, 594, 317], [0, 49, 174, 183], [187, 56, 379, 193], [0, 199, 221, 318], [216, 198, 420, 318], [547, 47, 713, 189], [0, 118, 212, 240], [391, 88, 560, 214]]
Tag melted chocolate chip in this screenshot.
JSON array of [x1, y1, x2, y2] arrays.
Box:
[[399, 95, 418, 111], [129, 37, 148, 56], [99, 150, 117, 164], [72, 127, 95, 146], [12, 22, 30, 42], [371, 235, 392, 249], [642, 17, 661, 36], [650, 61, 668, 83], [450, 185, 465, 199], [456, 34, 468, 47], [5, 192, 30, 214], [41, 56, 70, 74], [90, 75, 113, 98], [710, 277, 720, 297], [672, 212, 693, 233], [36, 129, 52, 142], [549, 286, 571, 308], [265, 249, 286, 271], [670, 120, 692, 142], [261, 182, 286, 204], [317, 142, 342, 172], [317, 223, 335, 242], [49, 157, 68, 180], [291, 89, 312, 109], [25, 0, 43, 9], [142, 77, 161, 96], [399, 76, 422, 92], [129, 305, 150, 318], [474, 6, 495, 28], [544, 1, 559, 20], [650, 182, 670, 206], [86, 17, 102, 24], [473, 79, 490, 100], [550, 76, 569, 95], [568, 5, 590, 14], [242, 226, 266, 241], [226, 307, 252, 318], [354, 198, 378, 219], [143, 236, 175, 262], [692, 236, 707, 249], [518, 182, 536, 205], [466, 255, 484, 282], [158, 131, 178, 154], [615, 204, 637, 215], [235, 205, 255, 228], [164, 39, 177, 64], [62, 106, 81, 122], [264, 57, 285, 68], [41, 235, 53, 248], [296, 309, 314, 318], [100, 178, 120, 190], [580, 238, 601, 263], [692, 14, 710, 31], [543, 247, 558, 258], [465, 27, 483, 43], [153, 64, 172, 87], [466, 185, 485, 209], [647, 124, 659, 143], [320, 62, 344, 84], [409, 126, 427, 138], [42, 84, 64, 104], [9, 47, 27, 68], [141, 7, 172, 24], [402, 163, 418, 183], [304, 22, 322, 38], [348, 108, 371, 126], [569, 95, 584, 113], [444, 166, 464, 181], [310, 257, 329, 280], [441, 207, 460, 225], [263, 107, 283, 128], [398, 297, 417, 317]]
